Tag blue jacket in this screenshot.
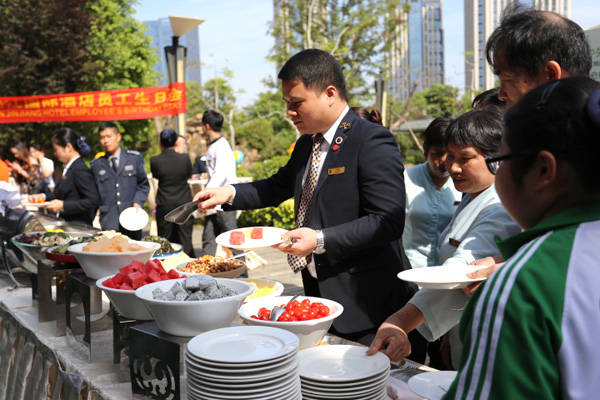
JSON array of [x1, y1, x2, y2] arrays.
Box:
[[91, 148, 149, 230]]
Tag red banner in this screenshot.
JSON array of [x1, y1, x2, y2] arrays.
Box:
[[0, 83, 187, 123]]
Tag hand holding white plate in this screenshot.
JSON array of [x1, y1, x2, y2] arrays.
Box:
[[119, 207, 149, 231], [215, 227, 288, 250], [398, 265, 488, 289]]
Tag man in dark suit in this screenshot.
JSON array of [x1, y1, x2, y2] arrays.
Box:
[[91, 122, 149, 240], [151, 129, 195, 257], [194, 49, 415, 345]]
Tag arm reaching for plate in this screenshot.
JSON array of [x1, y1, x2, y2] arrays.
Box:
[[462, 254, 505, 296], [367, 304, 426, 362], [193, 186, 234, 210]]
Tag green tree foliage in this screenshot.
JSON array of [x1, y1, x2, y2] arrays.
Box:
[[412, 84, 460, 118], [0, 0, 157, 156], [0, 0, 92, 147], [84, 0, 158, 152], [270, 0, 405, 102]]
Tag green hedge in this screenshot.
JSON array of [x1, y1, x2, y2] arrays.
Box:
[[237, 198, 295, 229]]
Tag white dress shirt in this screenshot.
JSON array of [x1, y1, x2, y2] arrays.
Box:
[[205, 136, 237, 189]]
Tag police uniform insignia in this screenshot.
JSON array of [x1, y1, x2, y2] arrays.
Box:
[[334, 137, 343, 145], [124, 164, 134, 172], [340, 122, 351, 130], [126, 150, 141, 155], [98, 169, 106, 176]]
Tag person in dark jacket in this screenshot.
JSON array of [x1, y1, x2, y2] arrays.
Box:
[[29, 128, 99, 225], [150, 129, 195, 256]]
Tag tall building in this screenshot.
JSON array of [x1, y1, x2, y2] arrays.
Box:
[[389, 0, 444, 102], [143, 18, 202, 86], [464, 0, 571, 92]]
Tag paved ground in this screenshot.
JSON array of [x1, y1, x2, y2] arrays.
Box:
[[191, 226, 305, 296]]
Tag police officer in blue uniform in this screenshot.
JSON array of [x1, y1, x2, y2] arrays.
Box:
[[91, 122, 149, 240]]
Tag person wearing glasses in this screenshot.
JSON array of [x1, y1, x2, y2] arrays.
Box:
[[445, 76, 600, 399], [367, 109, 520, 368]]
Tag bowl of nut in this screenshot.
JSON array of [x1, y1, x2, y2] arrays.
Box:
[[176, 255, 246, 278]]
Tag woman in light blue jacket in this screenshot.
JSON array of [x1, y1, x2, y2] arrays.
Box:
[[368, 109, 520, 367]]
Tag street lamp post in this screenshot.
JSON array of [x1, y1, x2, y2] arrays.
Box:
[[165, 16, 204, 135]]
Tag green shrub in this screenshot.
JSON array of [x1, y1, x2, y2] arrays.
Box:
[[237, 198, 295, 229]]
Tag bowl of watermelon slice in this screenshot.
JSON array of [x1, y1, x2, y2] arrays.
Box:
[[97, 259, 185, 320]]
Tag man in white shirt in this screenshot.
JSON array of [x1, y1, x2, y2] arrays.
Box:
[[200, 109, 238, 256], [29, 144, 55, 191]]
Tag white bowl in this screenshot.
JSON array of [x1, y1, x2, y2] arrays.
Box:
[[96, 275, 153, 320], [238, 295, 344, 349], [68, 241, 161, 279], [135, 278, 254, 336], [238, 278, 285, 301]]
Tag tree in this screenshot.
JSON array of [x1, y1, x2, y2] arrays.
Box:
[[84, 0, 159, 153], [0, 0, 92, 146], [0, 0, 158, 156], [270, 0, 406, 102]]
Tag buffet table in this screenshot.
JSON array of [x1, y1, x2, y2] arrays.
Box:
[[0, 273, 433, 400]]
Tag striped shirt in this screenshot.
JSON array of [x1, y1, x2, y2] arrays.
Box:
[[445, 204, 600, 400]]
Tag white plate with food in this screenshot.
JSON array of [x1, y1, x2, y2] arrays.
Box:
[[397, 265, 488, 289], [21, 201, 49, 207], [215, 227, 288, 250], [408, 371, 457, 400]]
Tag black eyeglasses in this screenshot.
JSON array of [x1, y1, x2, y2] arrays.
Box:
[[485, 154, 518, 174]]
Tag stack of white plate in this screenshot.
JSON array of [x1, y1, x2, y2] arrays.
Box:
[[298, 345, 390, 400], [185, 326, 302, 400]]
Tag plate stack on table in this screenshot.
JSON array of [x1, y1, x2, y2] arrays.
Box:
[[298, 345, 391, 400], [185, 326, 302, 400]]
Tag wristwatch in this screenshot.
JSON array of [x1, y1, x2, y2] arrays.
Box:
[[314, 230, 326, 254]]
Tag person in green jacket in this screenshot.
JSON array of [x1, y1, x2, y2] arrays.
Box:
[[445, 77, 600, 399]]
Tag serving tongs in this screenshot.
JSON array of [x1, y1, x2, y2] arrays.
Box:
[[164, 200, 201, 225]]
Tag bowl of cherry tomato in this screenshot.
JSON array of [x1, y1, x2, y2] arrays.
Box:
[[237, 296, 343, 349]]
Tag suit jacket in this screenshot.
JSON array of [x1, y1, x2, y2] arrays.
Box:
[[91, 148, 149, 230], [46, 157, 99, 225], [230, 110, 416, 334], [150, 149, 192, 208]]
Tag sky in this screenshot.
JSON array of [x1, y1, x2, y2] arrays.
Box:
[[134, 0, 600, 107]]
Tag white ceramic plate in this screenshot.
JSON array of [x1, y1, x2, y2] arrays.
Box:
[[298, 345, 390, 382], [119, 207, 149, 231], [188, 371, 299, 395], [21, 201, 49, 207], [397, 265, 487, 289], [186, 326, 298, 363], [407, 371, 458, 400], [185, 353, 296, 374], [187, 367, 297, 389], [215, 227, 288, 250], [300, 369, 389, 390], [187, 359, 298, 383], [187, 380, 301, 400], [186, 347, 296, 368]]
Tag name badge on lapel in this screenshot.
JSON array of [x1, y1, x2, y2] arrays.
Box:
[[328, 167, 345, 175], [449, 238, 461, 248], [124, 164, 134, 173]]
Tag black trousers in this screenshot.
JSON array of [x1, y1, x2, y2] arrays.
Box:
[[156, 204, 195, 257], [201, 210, 238, 256]]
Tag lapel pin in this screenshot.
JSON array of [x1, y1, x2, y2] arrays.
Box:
[[340, 122, 351, 130], [332, 144, 340, 151], [335, 136, 343, 145]]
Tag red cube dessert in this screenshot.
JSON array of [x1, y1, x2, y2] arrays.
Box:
[[230, 231, 245, 245], [250, 227, 263, 239]]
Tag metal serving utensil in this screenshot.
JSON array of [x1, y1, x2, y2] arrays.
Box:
[[163, 200, 201, 225], [269, 295, 300, 321]]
